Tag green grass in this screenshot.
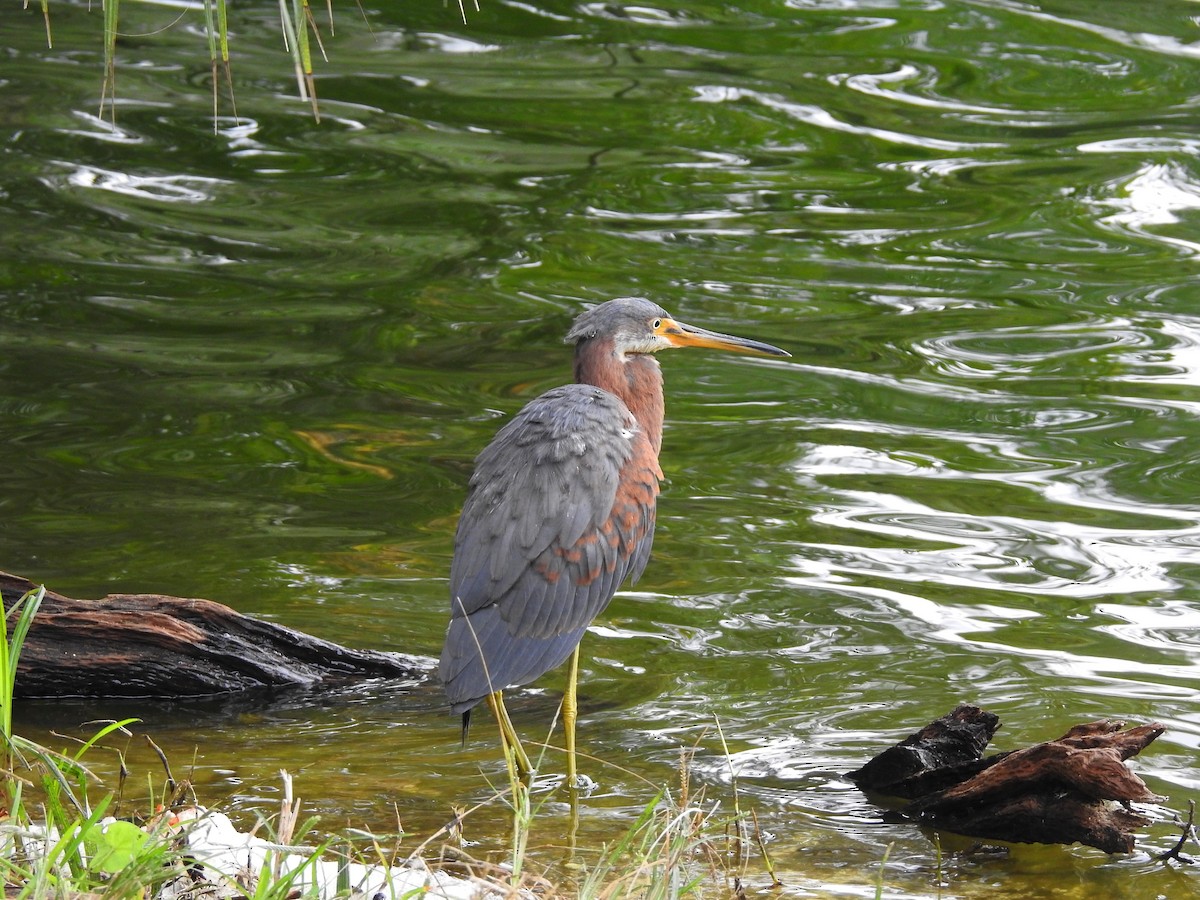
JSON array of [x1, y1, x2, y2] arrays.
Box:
[[30, 0, 361, 125], [571, 748, 769, 900]]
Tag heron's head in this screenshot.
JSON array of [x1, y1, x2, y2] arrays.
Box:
[[565, 297, 790, 360]]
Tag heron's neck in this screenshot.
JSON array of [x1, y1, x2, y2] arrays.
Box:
[[575, 339, 664, 455]]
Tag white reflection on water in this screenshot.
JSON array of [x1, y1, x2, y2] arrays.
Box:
[[578, 3, 703, 27], [51, 163, 228, 203], [1080, 137, 1200, 156], [1116, 316, 1200, 389], [915, 319, 1153, 373], [787, 482, 1200, 600], [787, 398, 1200, 586], [781, 301, 1200, 732], [692, 86, 1004, 152], [1088, 162, 1200, 257], [838, 64, 1013, 115], [368, 31, 500, 54], [996, 0, 1200, 61], [914, 314, 1200, 417], [59, 110, 152, 145]]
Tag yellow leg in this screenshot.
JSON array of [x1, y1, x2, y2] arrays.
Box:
[[564, 645, 580, 788], [486, 691, 533, 781], [563, 647, 582, 844]]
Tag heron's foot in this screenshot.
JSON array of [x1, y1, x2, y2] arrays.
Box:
[[541, 771, 598, 794], [568, 772, 598, 795]]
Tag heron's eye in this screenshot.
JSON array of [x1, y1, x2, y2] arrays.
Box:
[[652, 318, 662, 329]]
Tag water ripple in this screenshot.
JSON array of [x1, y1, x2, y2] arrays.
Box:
[[692, 86, 1004, 152], [991, 0, 1200, 61], [1087, 162, 1200, 257], [911, 314, 1200, 416], [49, 163, 228, 203], [913, 318, 1155, 380], [837, 63, 1013, 116]]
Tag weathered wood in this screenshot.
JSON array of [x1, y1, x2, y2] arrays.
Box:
[[846, 704, 1000, 799], [848, 705, 1165, 853], [1, 571, 425, 699]]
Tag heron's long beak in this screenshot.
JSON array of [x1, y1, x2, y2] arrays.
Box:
[[661, 318, 790, 358]]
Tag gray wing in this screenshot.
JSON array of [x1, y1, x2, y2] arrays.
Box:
[[439, 384, 660, 713]]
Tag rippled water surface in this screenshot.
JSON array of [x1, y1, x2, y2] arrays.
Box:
[[4, 0, 1200, 895]]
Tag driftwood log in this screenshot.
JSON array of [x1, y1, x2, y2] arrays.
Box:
[[1, 571, 424, 699], [848, 705, 1165, 853]]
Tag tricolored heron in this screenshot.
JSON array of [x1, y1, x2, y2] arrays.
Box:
[[439, 297, 789, 782]]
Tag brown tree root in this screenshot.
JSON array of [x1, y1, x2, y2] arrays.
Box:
[[848, 704, 1165, 853], [1, 570, 423, 699]]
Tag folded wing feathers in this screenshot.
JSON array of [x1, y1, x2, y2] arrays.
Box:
[[442, 384, 660, 706]]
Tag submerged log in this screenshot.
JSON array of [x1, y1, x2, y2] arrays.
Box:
[[0, 571, 425, 699], [848, 705, 1165, 854]]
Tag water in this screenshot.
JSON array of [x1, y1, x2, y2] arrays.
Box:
[[3, 0, 1200, 895]]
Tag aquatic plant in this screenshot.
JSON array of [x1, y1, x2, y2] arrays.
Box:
[[23, 0, 417, 125]]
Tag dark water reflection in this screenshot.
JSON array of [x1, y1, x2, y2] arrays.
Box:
[[4, 0, 1200, 895]]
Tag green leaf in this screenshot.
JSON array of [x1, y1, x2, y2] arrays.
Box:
[[87, 820, 150, 875]]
